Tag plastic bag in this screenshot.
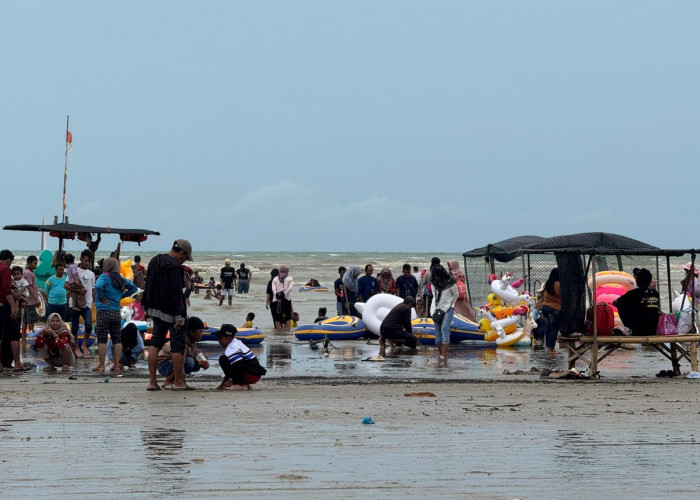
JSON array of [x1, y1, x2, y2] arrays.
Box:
[[657, 313, 678, 336]]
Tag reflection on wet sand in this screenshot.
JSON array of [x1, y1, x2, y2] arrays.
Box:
[[141, 427, 189, 492]]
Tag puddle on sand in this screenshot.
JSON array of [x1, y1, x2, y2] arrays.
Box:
[[17, 338, 695, 382]]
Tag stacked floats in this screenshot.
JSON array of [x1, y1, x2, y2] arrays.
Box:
[[588, 271, 635, 328], [474, 274, 534, 347]]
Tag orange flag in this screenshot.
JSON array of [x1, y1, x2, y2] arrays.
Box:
[[66, 130, 72, 152]]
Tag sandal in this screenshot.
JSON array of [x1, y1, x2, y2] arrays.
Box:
[[172, 385, 197, 391], [146, 385, 162, 391]]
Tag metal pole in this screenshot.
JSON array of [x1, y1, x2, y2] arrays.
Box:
[[62, 115, 70, 223]]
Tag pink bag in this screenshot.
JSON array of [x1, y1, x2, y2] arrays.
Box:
[[656, 313, 678, 336]]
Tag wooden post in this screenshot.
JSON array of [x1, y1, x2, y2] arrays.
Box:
[[666, 255, 673, 312], [590, 255, 598, 376]]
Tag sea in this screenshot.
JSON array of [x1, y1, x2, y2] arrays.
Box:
[[8, 248, 697, 381]]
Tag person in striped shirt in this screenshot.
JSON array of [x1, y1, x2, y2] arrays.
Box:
[[213, 324, 267, 390]]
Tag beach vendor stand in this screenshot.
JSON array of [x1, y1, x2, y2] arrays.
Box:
[[518, 232, 700, 376]]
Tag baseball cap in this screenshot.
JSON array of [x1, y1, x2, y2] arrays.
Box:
[[173, 239, 193, 261], [213, 323, 237, 338]]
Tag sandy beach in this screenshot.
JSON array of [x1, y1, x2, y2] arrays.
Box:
[[2, 371, 699, 499]]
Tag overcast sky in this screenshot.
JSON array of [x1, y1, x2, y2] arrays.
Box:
[[1, 1, 698, 253]]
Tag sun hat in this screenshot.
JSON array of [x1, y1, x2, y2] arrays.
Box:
[[682, 262, 700, 276]]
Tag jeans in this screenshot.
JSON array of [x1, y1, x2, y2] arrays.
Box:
[[237, 280, 250, 294], [107, 333, 144, 366], [434, 307, 454, 345], [336, 302, 344, 316], [157, 357, 199, 376], [540, 305, 561, 350], [71, 306, 93, 338]]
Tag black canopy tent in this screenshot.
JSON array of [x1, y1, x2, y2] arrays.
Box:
[[464, 231, 697, 334], [517, 232, 697, 375]]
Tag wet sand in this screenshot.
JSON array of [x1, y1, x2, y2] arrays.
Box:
[[2, 371, 700, 499]]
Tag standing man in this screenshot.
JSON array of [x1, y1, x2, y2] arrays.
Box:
[[21, 255, 39, 355], [334, 266, 346, 316], [0, 250, 19, 373], [357, 264, 379, 303], [142, 239, 192, 391], [396, 263, 419, 300], [65, 249, 96, 358], [219, 259, 236, 307], [236, 263, 252, 294]]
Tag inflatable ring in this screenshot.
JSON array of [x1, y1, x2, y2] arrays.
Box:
[[495, 329, 526, 348], [588, 271, 635, 291]]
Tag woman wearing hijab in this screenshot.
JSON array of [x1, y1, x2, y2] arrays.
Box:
[[34, 312, 76, 372], [271, 265, 294, 329], [377, 268, 397, 295], [341, 265, 362, 315], [447, 260, 475, 321], [93, 258, 138, 373], [430, 265, 457, 366]]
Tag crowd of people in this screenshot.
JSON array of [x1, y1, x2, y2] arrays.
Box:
[[0, 241, 267, 391], [3, 239, 689, 386]]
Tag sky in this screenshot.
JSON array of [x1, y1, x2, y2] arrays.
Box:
[[1, 1, 699, 253]]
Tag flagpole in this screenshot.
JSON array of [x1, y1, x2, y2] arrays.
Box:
[[62, 114, 70, 223]]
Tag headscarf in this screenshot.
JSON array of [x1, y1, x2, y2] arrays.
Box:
[[431, 265, 456, 292], [278, 265, 289, 281], [342, 265, 362, 293], [378, 268, 395, 293], [102, 257, 127, 292], [447, 260, 466, 282], [43, 313, 68, 336]]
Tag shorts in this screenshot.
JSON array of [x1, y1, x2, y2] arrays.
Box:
[[221, 288, 234, 297], [22, 304, 39, 324], [150, 316, 187, 354], [96, 309, 122, 344]]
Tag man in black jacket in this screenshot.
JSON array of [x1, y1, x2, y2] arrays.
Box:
[[142, 239, 193, 391], [379, 296, 417, 357]]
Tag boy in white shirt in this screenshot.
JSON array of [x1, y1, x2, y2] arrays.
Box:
[[213, 324, 267, 390]]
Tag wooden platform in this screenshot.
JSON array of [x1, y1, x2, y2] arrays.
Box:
[[560, 334, 700, 376]]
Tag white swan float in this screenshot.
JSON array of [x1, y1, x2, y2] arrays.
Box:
[[355, 294, 417, 337]]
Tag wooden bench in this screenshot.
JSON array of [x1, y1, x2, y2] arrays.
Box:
[[560, 334, 700, 376]]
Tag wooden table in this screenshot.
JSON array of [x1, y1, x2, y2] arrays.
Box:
[[560, 334, 700, 376]]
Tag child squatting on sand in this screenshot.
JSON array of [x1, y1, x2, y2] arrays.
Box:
[[213, 324, 267, 390]]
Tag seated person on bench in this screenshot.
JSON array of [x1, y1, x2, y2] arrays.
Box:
[[613, 268, 660, 335]]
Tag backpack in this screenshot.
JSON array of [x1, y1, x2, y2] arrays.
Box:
[[586, 302, 615, 335], [456, 280, 467, 301]]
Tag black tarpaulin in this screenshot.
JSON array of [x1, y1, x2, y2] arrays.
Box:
[[462, 235, 545, 263]]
